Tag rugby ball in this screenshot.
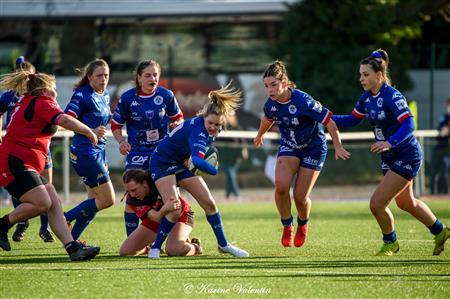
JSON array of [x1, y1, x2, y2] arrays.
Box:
[[188, 146, 219, 176]]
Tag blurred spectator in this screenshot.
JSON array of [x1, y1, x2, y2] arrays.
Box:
[[429, 99, 450, 194], [220, 113, 248, 200]]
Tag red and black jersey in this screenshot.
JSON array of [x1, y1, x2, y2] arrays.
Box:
[[0, 95, 63, 186]]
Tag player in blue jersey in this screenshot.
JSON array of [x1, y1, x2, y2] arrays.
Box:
[[147, 83, 249, 258], [0, 57, 54, 243], [64, 59, 116, 241], [111, 60, 183, 236], [254, 60, 350, 248], [332, 49, 450, 256]]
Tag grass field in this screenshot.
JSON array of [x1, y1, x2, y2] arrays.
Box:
[[1, 199, 449, 299]]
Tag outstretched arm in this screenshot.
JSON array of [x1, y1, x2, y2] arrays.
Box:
[[332, 114, 363, 128], [253, 116, 274, 148], [326, 119, 351, 160], [56, 114, 98, 146]]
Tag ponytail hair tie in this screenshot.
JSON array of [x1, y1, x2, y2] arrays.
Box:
[[15, 56, 25, 67], [370, 51, 382, 59], [28, 73, 36, 80]]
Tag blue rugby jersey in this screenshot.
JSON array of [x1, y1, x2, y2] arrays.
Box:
[[263, 89, 332, 150], [351, 83, 416, 150], [65, 84, 112, 154], [112, 86, 182, 152], [0, 91, 19, 127], [152, 116, 214, 164]]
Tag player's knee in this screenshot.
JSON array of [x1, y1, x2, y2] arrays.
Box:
[[29, 194, 52, 213], [274, 183, 289, 196], [166, 210, 181, 222]]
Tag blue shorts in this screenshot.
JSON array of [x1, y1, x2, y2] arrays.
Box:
[[45, 150, 53, 169], [149, 156, 194, 182], [277, 137, 327, 171], [381, 142, 423, 180], [125, 151, 152, 170], [70, 150, 110, 188]]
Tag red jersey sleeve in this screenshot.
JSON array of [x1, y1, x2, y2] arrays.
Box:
[[36, 96, 64, 124]]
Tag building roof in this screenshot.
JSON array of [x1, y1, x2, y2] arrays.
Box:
[[0, 0, 298, 19]]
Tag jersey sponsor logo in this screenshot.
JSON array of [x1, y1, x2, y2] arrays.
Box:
[[378, 111, 386, 120], [303, 156, 319, 166], [145, 110, 154, 119], [312, 101, 322, 113], [130, 100, 139, 107], [377, 98, 383, 107], [270, 106, 277, 112], [282, 117, 289, 125], [288, 105, 297, 114], [279, 146, 294, 153], [370, 110, 376, 119], [131, 155, 148, 165], [291, 118, 299, 126], [395, 99, 408, 110], [154, 96, 164, 105]]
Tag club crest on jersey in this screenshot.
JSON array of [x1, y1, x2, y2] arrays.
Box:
[[282, 117, 290, 125], [145, 110, 154, 119], [154, 96, 163, 105], [377, 98, 383, 107], [288, 105, 297, 114]]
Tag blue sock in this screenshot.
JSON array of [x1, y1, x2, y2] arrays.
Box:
[[65, 198, 95, 223], [39, 214, 49, 232], [12, 196, 21, 208], [70, 199, 98, 240], [151, 217, 175, 250], [124, 211, 139, 236], [206, 212, 228, 247], [281, 216, 294, 227], [297, 216, 309, 226], [383, 230, 397, 244], [428, 219, 444, 236]]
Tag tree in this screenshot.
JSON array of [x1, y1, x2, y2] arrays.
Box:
[[277, 0, 448, 113]]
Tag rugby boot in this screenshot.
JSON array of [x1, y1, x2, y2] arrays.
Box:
[[294, 224, 308, 247], [12, 221, 29, 242], [281, 225, 294, 247], [376, 241, 399, 256], [218, 243, 249, 257], [0, 227, 11, 251], [69, 246, 100, 261], [433, 226, 450, 255], [39, 229, 55, 243]]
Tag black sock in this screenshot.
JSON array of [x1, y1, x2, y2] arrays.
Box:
[[64, 241, 81, 255], [0, 215, 13, 231]]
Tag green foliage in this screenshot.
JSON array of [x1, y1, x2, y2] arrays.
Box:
[[276, 0, 448, 113], [1, 201, 449, 298]]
